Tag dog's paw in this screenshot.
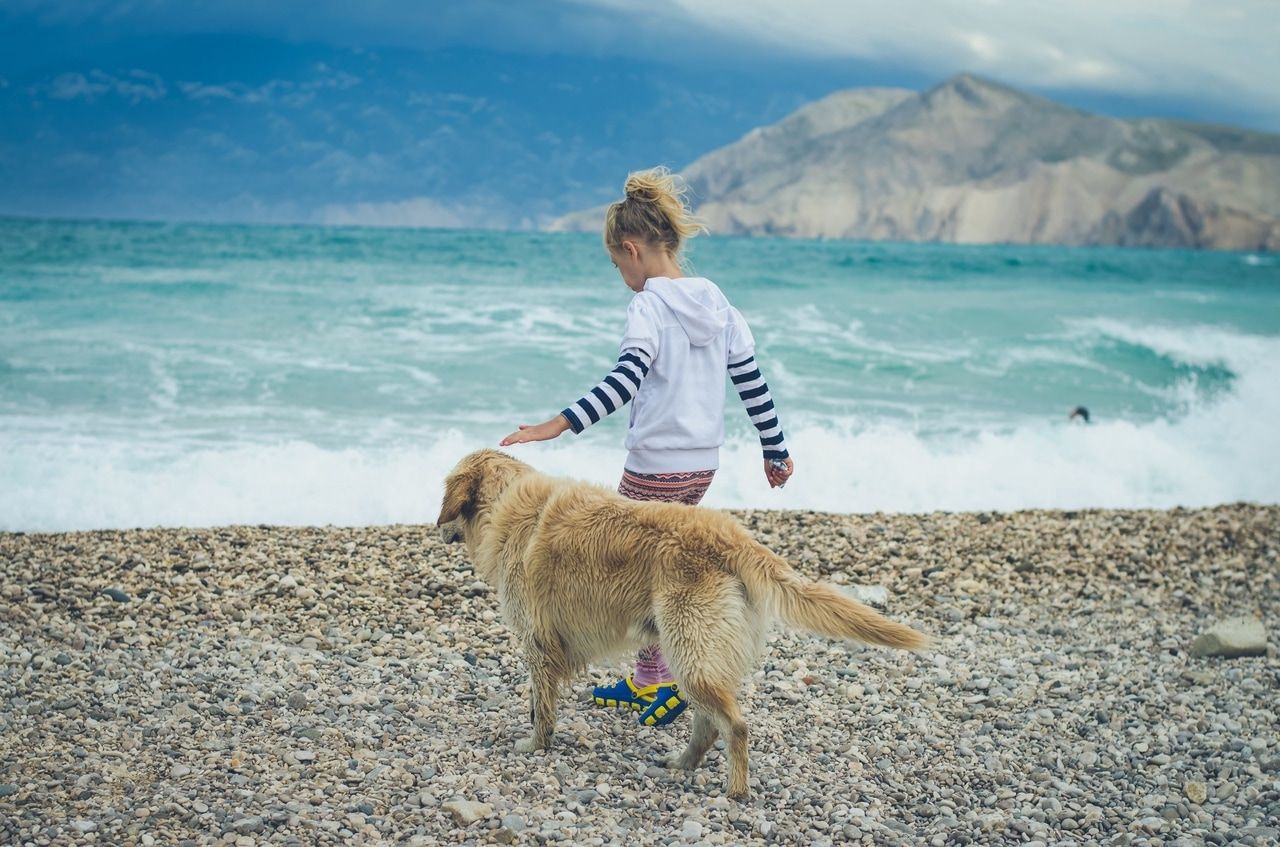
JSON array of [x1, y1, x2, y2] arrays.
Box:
[[514, 737, 545, 753], [661, 753, 698, 771]]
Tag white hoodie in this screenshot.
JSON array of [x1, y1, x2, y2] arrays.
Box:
[[618, 276, 755, 473]]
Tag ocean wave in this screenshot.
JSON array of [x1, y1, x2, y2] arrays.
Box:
[[4, 387, 1276, 532], [2, 317, 1276, 531]]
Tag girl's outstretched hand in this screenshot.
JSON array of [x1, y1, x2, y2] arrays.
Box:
[[500, 415, 571, 447], [765, 457, 794, 489]]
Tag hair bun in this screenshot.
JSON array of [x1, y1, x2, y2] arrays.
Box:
[[623, 173, 663, 202], [605, 166, 705, 255]]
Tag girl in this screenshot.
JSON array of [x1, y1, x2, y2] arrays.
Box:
[[500, 166, 794, 727]]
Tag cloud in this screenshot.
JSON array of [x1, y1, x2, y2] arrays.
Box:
[[44, 69, 166, 104], [5, 0, 1276, 125], [572, 0, 1279, 115], [177, 66, 359, 106]]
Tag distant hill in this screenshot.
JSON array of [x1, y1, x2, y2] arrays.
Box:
[[552, 74, 1280, 251]]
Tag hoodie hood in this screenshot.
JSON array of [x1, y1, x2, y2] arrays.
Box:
[[642, 277, 729, 347]]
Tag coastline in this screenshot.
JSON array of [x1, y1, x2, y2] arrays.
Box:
[[2, 504, 1277, 844]]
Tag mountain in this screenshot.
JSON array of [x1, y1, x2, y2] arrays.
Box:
[[552, 74, 1280, 251]]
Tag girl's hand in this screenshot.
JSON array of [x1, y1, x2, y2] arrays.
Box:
[[500, 415, 571, 447], [765, 457, 794, 489]]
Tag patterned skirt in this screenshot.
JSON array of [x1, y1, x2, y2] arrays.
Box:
[[617, 468, 715, 505]]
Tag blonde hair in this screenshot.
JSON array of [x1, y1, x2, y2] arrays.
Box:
[[603, 166, 705, 257]]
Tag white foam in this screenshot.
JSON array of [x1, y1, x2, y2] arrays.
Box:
[[2, 320, 1277, 531]]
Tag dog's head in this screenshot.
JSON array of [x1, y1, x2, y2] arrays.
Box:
[[436, 448, 531, 545]]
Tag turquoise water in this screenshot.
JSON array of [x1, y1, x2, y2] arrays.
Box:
[[2, 218, 1278, 530]]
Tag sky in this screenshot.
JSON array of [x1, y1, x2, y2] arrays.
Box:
[[1, 0, 1277, 226]]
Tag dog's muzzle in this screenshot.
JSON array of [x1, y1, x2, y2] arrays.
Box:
[[439, 521, 464, 544]]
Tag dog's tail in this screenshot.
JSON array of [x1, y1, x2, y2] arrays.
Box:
[[732, 547, 928, 651]]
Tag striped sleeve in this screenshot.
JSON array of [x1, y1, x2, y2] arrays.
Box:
[[560, 347, 652, 434], [728, 354, 789, 460]]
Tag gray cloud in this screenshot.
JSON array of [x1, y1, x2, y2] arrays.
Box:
[[43, 68, 166, 103], [576, 0, 1280, 124], [178, 64, 359, 106], [7, 0, 1276, 127]]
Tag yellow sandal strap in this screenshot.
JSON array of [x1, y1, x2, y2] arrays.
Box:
[[624, 676, 661, 700]]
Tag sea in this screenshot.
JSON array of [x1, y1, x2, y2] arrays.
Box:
[[2, 218, 1278, 531]]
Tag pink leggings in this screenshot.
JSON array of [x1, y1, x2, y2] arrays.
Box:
[[616, 468, 715, 686]]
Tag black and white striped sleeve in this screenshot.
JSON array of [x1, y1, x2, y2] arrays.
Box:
[[728, 354, 789, 460], [560, 347, 652, 434]]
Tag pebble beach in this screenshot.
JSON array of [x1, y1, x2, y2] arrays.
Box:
[[1, 504, 1277, 846]]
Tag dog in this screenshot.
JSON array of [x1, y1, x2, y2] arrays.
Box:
[[437, 448, 927, 798]]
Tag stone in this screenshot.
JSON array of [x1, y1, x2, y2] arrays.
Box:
[[1184, 781, 1206, 804], [287, 692, 309, 711], [682, 820, 704, 841], [845, 585, 889, 608], [442, 799, 492, 826], [234, 816, 264, 835], [500, 814, 526, 832], [0, 784, 17, 797], [1190, 616, 1267, 658], [102, 587, 130, 602]]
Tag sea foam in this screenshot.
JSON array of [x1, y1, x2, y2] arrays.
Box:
[[3, 321, 1276, 531]]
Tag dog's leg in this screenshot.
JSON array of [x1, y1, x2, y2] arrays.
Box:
[[668, 710, 718, 771], [680, 681, 750, 799], [657, 576, 757, 800], [722, 707, 750, 800], [515, 640, 562, 753]]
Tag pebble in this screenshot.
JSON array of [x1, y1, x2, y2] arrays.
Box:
[[1184, 781, 1207, 804], [443, 799, 492, 826], [1190, 616, 1268, 658], [1, 507, 1276, 846], [101, 587, 130, 602]]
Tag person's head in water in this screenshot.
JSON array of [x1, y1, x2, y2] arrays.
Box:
[[1069, 406, 1091, 424], [603, 167, 706, 293]]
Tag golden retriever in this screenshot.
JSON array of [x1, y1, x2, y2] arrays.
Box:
[[437, 449, 927, 798]]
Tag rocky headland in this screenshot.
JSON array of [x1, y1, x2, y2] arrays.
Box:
[[552, 74, 1280, 252]]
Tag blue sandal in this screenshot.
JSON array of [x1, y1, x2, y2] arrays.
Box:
[[592, 676, 659, 712], [638, 684, 686, 727]]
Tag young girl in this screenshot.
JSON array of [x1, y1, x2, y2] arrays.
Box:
[[499, 166, 794, 727]]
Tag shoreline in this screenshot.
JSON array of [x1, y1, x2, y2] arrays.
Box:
[[2, 504, 1277, 844], [4, 499, 1276, 537]]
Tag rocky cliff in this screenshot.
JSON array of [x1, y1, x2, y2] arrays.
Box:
[[552, 74, 1280, 251]]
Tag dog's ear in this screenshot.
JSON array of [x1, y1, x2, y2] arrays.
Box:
[[437, 467, 478, 526]]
